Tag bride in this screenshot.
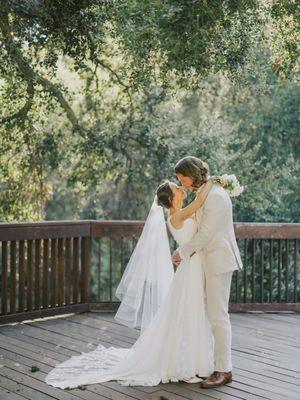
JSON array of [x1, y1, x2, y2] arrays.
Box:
[[45, 179, 215, 388]]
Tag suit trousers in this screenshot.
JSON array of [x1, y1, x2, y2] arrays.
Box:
[[203, 270, 233, 372]]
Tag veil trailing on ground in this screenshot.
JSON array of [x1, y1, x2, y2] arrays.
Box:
[[114, 196, 174, 333]]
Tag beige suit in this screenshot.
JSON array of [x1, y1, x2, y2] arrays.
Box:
[[178, 183, 243, 276], [178, 183, 243, 372]]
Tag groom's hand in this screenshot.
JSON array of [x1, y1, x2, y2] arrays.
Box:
[[172, 250, 182, 265]]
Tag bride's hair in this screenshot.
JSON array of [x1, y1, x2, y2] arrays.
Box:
[[175, 156, 209, 191], [156, 181, 174, 209]]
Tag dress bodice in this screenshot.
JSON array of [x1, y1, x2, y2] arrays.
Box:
[[167, 215, 197, 247]]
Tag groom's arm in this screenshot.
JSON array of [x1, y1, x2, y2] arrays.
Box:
[[177, 192, 226, 260]]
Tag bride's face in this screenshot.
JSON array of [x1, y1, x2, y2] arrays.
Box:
[[169, 182, 187, 204]]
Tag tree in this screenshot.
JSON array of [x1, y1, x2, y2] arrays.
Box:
[[0, 0, 299, 221]]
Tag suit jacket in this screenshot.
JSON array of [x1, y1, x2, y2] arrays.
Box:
[[178, 183, 243, 277]]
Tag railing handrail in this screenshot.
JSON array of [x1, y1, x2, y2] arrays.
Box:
[[0, 220, 299, 241], [0, 219, 299, 226], [234, 222, 300, 238], [0, 221, 91, 241]]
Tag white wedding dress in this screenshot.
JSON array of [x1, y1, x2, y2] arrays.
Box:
[[45, 216, 214, 388]]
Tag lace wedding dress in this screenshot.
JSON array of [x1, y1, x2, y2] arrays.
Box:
[[45, 216, 214, 388]]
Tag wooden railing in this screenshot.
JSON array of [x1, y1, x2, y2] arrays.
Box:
[[0, 221, 299, 324]]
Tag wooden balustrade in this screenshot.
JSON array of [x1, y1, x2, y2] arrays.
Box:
[[0, 220, 299, 324], [0, 221, 91, 323]]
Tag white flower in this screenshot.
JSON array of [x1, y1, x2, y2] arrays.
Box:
[[219, 174, 244, 197], [231, 185, 244, 197]]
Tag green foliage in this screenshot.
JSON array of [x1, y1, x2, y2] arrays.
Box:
[[108, 0, 263, 85], [30, 364, 40, 372], [77, 384, 87, 390], [0, 0, 299, 222], [270, 0, 300, 79]]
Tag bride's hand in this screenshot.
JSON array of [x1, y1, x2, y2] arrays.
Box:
[[172, 250, 182, 266]]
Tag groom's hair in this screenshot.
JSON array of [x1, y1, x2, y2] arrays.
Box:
[[175, 156, 209, 191]]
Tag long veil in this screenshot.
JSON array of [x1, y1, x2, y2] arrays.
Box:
[[114, 197, 174, 333]]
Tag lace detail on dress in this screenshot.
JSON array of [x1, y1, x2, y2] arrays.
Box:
[[45, 344, 131, 389]]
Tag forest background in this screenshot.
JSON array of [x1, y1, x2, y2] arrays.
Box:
[[0, 0, 299, 224]]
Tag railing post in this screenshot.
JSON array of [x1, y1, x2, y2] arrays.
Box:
[[81, 235, 91, 304]]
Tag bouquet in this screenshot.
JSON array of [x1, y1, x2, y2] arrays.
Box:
[[209, 174, 244, 197]]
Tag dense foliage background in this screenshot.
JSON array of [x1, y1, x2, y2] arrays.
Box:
[[1, 0, 299, 222]]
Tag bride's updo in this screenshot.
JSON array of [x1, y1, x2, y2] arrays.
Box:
[[156, 181, 174, 209]]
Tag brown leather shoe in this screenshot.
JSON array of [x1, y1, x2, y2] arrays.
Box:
[[200, 370, 232, 388]]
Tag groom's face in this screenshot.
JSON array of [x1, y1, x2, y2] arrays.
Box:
[[176, 173, 194, 192]]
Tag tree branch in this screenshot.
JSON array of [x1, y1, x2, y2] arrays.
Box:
[[0, 7, 87, 136], [0, 80, 34, 125], [94, 56, 130, 91]]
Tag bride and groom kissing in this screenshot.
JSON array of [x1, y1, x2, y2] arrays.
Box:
[[45, 156, 243, 390]]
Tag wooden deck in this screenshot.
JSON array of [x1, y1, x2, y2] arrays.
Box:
[[0, 311, 299, 400]]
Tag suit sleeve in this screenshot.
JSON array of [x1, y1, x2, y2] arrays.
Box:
[[178, 192, 226, 260]]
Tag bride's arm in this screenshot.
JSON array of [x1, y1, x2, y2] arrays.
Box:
[[180, 180, 213, 220], [171, 180, 213, 227]]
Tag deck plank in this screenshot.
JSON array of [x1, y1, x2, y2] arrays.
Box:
[[1, 330, 293, 398], [0, 311, 299, 400], [0, 389, 26, 400]]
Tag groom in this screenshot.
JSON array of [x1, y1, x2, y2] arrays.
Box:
[[172, 156, 243, 389]]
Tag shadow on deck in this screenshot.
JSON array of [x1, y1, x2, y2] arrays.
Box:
[[0, 311, 299, 400]]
